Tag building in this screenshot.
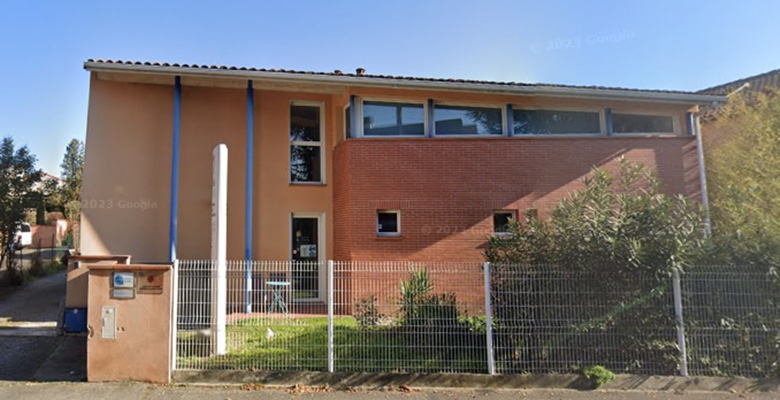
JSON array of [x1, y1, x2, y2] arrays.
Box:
[[32, 171, 63, 192], [80, 59, 725, 303], [698, 67, 780, 123]]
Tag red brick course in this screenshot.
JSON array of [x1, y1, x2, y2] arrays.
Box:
[[333, 136, 700, 263]]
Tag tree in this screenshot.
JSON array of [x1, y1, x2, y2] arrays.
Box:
[[486, 158, 706, 271], [0, 137, 42, 284], [59, 139, 84, 221], [704, 90, 780, 266]]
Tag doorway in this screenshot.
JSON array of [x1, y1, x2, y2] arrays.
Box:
[[290, 213, 324, 302]]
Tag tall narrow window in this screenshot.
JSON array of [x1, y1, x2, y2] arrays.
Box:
[[290, 103, 323, 183], [344, 105, 351, 140]]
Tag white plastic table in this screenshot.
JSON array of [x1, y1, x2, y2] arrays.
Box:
[[266, 281, 291, 314]]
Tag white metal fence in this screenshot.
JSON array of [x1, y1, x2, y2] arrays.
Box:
[[173, 261, 780, 378]]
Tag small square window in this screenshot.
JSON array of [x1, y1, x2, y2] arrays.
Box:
[[493, 211, 515, 234], [377, 210, 401, 236]]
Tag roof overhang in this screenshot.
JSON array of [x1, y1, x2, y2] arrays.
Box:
[[84, 61, 728, 105]]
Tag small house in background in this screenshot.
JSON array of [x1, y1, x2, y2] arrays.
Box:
[[697, 67, 780, 148], [32, 171, 63, 192]]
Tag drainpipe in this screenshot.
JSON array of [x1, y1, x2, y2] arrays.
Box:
[[245, 80, 255, 314], [169, 76, 182, 262], [693, 114, 712, 236]]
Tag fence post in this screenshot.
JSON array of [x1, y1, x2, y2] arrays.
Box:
[[170, 259, 179, 372], [672, 267, 688, 377], [327, 260, 334, 373], [483, 262, 496, 375]]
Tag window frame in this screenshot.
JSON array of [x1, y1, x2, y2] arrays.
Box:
[[346, 96, 685, 139], [511, 106, 606, 136], [288, 211, 327, 302], [492, 210, 516, 236], [610, 110, 680, 136], [289, 100, 326, 185], [356, 98, 428, 138], [432, 102, 507, 137], [376, 210, 402, 237]]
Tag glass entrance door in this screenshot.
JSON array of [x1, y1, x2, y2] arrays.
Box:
[[291, 216, 320, 301]]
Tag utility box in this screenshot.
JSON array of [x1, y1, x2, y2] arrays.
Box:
[[86, 263, 172, 384]]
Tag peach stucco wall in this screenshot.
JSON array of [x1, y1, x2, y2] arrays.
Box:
[[81, 75, 336, 262], [81, 74, 173, 261]]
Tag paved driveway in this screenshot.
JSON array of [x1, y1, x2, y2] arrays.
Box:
[[0, 271, 86, 381]]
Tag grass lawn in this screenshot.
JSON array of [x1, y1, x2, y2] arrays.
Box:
[[177, 316, 487, 373]]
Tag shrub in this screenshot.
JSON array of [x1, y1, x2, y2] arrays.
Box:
[[486, 158, 706, 374], [398, 267, 469, 349], [399, 268, 460, 328], [583, 365, 616, 388], [354, 295, 383, 329], [28, 248, 45, 278]]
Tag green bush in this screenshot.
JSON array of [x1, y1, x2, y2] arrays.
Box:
[[399, 268, 460, 329], [61, 231, 73, 248], [28, 249, 45, 278], [486, 158, 706, 374], [583, 365, 616, 388], [354, 295, 383, 329], [397, 267, 478, 352]]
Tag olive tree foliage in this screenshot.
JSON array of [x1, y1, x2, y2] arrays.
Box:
[[484, 158, 707, 374], [704, 90, 780, 266], [0, 137, 42, 284]]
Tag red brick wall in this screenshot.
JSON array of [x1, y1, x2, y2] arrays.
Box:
[[333, 136, 701, 263]]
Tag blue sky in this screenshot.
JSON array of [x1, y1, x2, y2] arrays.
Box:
[[1, 0, 779, 174]]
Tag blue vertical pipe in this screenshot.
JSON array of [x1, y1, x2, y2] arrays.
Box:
[[245, 80, 254, 313], [685, 112, 694, 136], [168, 76, 181, 262], [505, 104, 514, 137], [349, 95, 356, 138], [605, 108, 613, 136], [427, 99, 435, 137]]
